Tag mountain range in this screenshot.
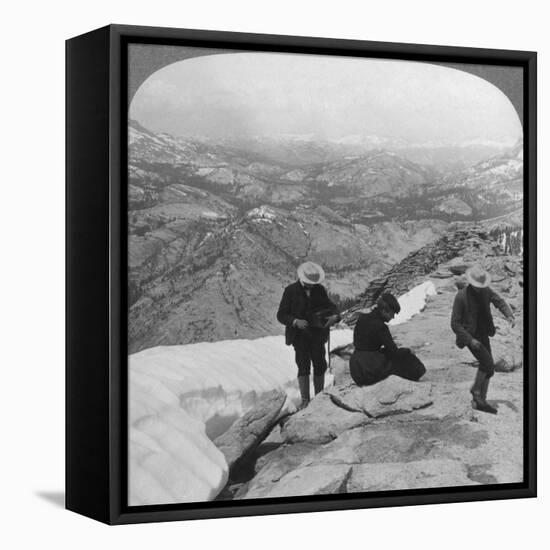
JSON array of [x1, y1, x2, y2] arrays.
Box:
[[128, 120, 523, 353]]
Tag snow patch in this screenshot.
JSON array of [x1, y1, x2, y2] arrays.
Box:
[[200, 211, 221, 220], [129, 335, 339, 504], [389, 281, 437, 326], [247, 205, 277, 222], [131, 337, 322, 435], [196, 167, 215, 176], [329, 328, 354, 350], [129, 408, 228, 506]]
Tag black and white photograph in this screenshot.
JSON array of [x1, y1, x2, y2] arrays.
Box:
[[6, 0, 549, 545], [127, 45, 526, 506]]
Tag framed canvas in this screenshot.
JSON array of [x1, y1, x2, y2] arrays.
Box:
[[66, 24, 537, 525]]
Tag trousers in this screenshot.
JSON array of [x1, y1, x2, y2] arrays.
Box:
[[467, 334, 495, 378], [293, 329, 327, 376]]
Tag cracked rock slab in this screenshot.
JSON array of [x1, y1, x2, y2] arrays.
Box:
[[238, 464, 352, 499], [326, 376, 433, 418], [253, 442, 319, 478], [214, 390, 286, 470], [280, 392, 371, 444], [232, 442, 320, 500], [347, 459, 477, 492], [299, 418, 489, 468]]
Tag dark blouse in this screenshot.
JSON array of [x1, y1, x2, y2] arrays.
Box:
[[353, 309, 398, 353]]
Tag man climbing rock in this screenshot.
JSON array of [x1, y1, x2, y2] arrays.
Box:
[[277, 262, 340, 409], [451, 264, 515, 414]]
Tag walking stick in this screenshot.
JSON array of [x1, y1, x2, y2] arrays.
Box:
[[327, 328, 331, 371]]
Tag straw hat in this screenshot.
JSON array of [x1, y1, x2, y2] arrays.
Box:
[[465, 264, 491, 288], [297, 261, 325, 285]]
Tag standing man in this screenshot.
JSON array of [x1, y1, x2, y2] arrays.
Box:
[[277, 262, 340, 409], [451, 265, 515, 414]]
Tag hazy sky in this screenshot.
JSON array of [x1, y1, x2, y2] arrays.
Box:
[[130, 52, 522, 144]]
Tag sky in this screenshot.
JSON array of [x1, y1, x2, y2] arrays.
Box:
[[130, 51, 522, 145]]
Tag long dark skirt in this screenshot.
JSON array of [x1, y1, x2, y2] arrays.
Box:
[[350, 348, 426, 387]]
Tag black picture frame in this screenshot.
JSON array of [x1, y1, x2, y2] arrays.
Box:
[[66, 24, 537, 525]]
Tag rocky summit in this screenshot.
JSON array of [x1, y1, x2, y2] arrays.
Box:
[[213, 229, 524, 500], [128, 120, 524, 500]]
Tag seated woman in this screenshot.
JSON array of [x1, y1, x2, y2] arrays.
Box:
[[350, 292, 426, 386]]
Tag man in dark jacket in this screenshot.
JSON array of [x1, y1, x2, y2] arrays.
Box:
[[277, 262, 340, 409], [451, 264, 515, 414]]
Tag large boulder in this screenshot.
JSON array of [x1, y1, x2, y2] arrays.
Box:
[[326, 376, 433, 418], [280, 392, 371, 444], [491, 321, 523, 372], [213, 390, 287, 471]]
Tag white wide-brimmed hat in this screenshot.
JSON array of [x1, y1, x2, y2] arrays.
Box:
[[465, 264, 491, 288], [297, 261, 325, 285]]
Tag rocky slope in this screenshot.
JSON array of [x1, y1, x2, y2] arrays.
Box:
[[342, 222, 522, 325], [128, 203, 447, 352], [432, 140, 523, 220], [214, 229, 524, 499]]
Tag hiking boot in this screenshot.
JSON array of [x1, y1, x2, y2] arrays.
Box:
[[470, 370, 497, 414], [313, 374, 325, 395], [479, 375, 498, 414], [471, 391, 498, 415], [297, 375, 310, 410], [471, 398, 498, 415]]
